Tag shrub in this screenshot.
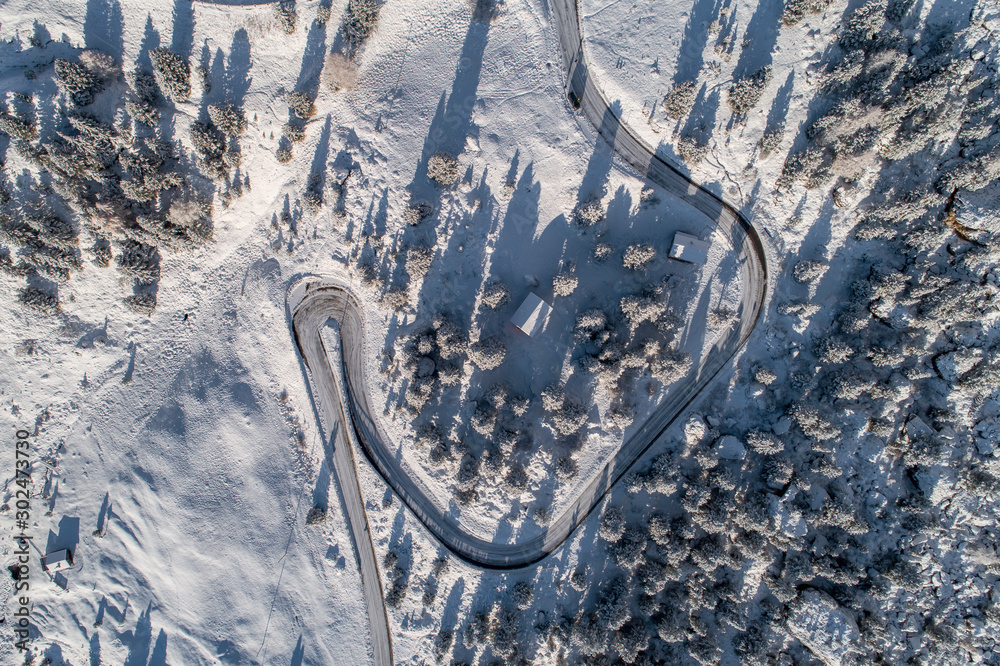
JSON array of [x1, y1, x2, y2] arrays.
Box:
[[124, 292, 157, 315], [317, 3, 332, 24], [405, 246, 434, 279], [792, 259, 827, 283], [305, 506, 327, 525], [592, 241, 613, 263], [728, 65, 772, 116], [839, 1, 887, 51], [343, 0, 379, 46], [427, 152, 459, 185], [324, 52, 359, 91], [664, 80, 698, 119], [599, 506, 626, 542], [0, 114, 37, 140], [149, 48, 191, 102], [574, 197, 605, 227], [274, 1, 297, 34], [276, 146, 293, 163], [541, 384, 564, 412], [759, 126, 784, 156], [622, 243, 656, 270], [552, 271, 577, 296], [282, 122, 305, 142], [511, 581, 533, 610], [481, 281, 509, 310], [469, 337, 505, 370], [126, 101, 159, 126], [127, 68, 159, 103], [287, 91, 315, 118], [781, 0, 834, 26], [117, 240, 160, 282], [677, 134, 708, 163], [552, 402, 587, 435], [54, 58, 99, 105], [746, 430, 784, 454], [19, 287, 59, 313], [403, 201, 433, 226], [208, 104, 247, 136], [431, 629, 452, 663]]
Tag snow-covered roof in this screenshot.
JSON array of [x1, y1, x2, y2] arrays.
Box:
[[510, 292, 552, 338], [669, 232, 710, 264], [41, 549, 73, 572]]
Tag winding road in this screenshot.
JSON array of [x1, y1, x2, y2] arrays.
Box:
[[287, 2, 769, 664]]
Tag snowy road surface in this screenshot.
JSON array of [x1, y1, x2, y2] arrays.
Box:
[[288, 0, 769, 662]]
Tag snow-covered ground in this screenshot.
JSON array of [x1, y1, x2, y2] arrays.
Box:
[[1, 0, 999, 664]]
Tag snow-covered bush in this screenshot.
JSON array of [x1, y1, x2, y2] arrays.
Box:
[[207, 104, 246, 136], [781, 0, 833, 26], [552, 402, 587, 435], [54, 58, 99, 105], [746, 430, 784, 454], [79, 50, 119, 81], [0, 114, 37, 141], [759, 126, 784, 156], [126, 101, 159, 126], [622, 243, 656, 270], [592, 240, 613, 263], [343, 0, 379, 46], [282, 122, 305, 142], [792, 259, 827, 283], [540, 383, 564, 412], [677, 134, 708, 163], [574, 197, 605, 227], [287, 90, 315, 119], [552, 271, 577, 296], [599, 506, 626, 542], [403, 200, 433, 226], [123, 291, 156, 315], [316, 3, 332, 24], [481, 281, 509, 310], [469, 337, 505, 370], [839, 0, 887, 51], [728, 65, 772, 116], [189, 122, 228, 178], [116, 240, 160, 283], [127, 68, 158, 104], [664, 80, 698, 119], [405, 246, 434, 279], [18, 287, 59, 313], [275, 146, 292, 163], [324, 52, 358, 91], [511, 581, 533, 610], [149, 48, 191, 102], [273, 1, 297, 34], [620, 287, 666, 330], [427, 152, 459, 185]]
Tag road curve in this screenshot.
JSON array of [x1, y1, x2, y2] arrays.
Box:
[[287, 1, 769, 662]]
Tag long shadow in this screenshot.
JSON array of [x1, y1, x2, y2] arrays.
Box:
[[730, 0, 783, 79], [673, 0, 724, 86], [84, 0, 124, 58], [290, 635, 305, 666], [763, 70, 795, 142], [309, 115, 333, 190], [135, 14, 160, 72], [574, 102, 620, 209], [223, 29, 253, 106], [122, 603, 153, 666], [681, 84, 720, 143], [406, 17, 491, 200], [170, 0, 195, 60], [294, 19, 328, 101], [149, 629, 168, 666]]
